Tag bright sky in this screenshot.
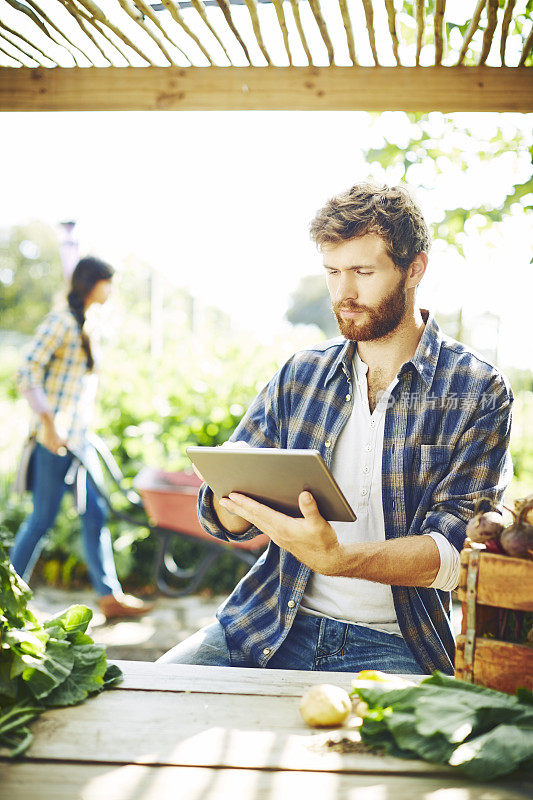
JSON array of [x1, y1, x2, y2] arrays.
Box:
[[1, 108, 532, 369], [1, 5, 532, 366]]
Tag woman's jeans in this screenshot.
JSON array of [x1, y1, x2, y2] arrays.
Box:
[[157, 612, 425, 674], [10, 442, 121, 597]]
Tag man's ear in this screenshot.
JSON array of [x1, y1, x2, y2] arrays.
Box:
[[406, 252, 428, 290]]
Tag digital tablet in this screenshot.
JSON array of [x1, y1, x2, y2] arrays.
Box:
[[186, 446, 356, 522]]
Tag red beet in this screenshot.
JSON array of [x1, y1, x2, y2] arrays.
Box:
[[484, 538, 505, 555], [499, 494, 533, 560], [500, 524, 533, 560], [466, 511, 505, 543]]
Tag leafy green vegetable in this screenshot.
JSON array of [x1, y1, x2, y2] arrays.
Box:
[[0, 529, 123, 757], [351, 671, 533, 780]]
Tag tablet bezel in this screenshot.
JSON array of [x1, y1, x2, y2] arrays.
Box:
[[186, 446, 356, 523]]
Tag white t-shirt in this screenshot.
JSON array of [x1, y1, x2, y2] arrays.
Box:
[[300, 349, 460, 636]]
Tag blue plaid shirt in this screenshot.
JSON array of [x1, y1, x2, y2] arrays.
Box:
[[198, 309, 513, 673]]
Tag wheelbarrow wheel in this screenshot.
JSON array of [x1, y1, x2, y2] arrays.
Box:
[[154, 530, 221, 597]]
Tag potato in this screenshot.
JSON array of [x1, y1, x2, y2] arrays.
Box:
[[299, 684, 352, 728]]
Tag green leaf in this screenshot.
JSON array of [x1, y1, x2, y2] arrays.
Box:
[[356, 672, 533, 780], [385, 710, 453, 764], [0, 537, 116, 757], [21, 639, 74, 700], [516, 688, 533, 705], [1, 727, 34, 759], [43, 644, 107, 707], [0, 557, 34, 627], [354, 684, 421, 712], [103, 663, 123, 688], [3, 627, 48, 658], [0, 658, 17, 699], [449, 725, 533, 781], [360, 717, 415, 760], [43, 605, 93, 637], [415, 691, 533, 743], [68, 632, 94, 646]]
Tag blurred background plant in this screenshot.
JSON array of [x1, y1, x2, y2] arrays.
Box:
[[1, 109, 531, 594], [0, 272, 313, 593]]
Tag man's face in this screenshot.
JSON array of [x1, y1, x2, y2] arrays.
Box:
[[323, 234, 409, 342]]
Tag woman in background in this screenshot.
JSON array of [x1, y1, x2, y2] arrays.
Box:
[[11, 256, 153, 621]]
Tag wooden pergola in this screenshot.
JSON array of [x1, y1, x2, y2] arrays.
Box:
[[0, 0, 532, 111]]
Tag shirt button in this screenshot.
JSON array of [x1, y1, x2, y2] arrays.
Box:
[[325, 440, 331, 448], [345, 394, 351, 402], [365, 444, 371, 451], [363, 466, 370, 473], [370, 420, 376, 427], [263, 648, 271, 656], [287, 600, 295, 608], [361, 488, 368, 496]]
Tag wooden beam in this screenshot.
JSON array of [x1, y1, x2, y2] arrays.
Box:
[[0, 66, 532, 112]]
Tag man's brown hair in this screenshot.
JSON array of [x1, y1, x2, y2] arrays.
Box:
[[309, 182, 431, 270]]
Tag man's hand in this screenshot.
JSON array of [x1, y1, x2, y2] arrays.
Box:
[[194, 441, 252, 535], [219, 490, 344, 574]]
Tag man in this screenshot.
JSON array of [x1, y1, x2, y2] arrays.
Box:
[[158, 182, 513, 674]]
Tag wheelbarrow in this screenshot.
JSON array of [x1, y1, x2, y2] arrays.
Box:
[[77, 433, 268, 597]]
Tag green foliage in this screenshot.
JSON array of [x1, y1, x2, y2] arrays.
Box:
[[351, 671, 533, 781], [0, 242, 291, 593], [90, 335, 284, 592], [363, 115, 531, 256], [0, 530, 122, 757], [97, 336, 276, 477], [286, 275, 336, 337], [0, 222, 63, 335], [397, 0, 533, 66], [0, 324, 294, 594], [2, 310, 533, 592]]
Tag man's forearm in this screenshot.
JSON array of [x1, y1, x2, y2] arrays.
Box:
[[330, 535, 441, 587]]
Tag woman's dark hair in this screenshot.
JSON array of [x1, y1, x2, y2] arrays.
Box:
[[67, 256, 114, 370]]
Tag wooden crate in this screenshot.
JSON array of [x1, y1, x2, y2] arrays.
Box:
[[455, 548, 533, 693]]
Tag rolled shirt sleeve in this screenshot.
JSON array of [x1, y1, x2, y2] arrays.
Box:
[[424, 531, 461, 591], [22, 386, 52, 416]]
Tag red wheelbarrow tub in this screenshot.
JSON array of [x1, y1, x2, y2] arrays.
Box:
[[133, 467, 268, 551]]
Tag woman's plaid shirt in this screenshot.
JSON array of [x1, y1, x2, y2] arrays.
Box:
[[198, 309, 514, 674], [17, 309, 96, 450]]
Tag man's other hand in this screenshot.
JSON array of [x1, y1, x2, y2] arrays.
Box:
[[219, 490, 343, 574]]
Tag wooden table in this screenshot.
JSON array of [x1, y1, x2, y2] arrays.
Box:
[[1, 661, 531, 799]]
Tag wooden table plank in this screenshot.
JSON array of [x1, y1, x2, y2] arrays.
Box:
[[0, 688, 452, 775], [2, 661, 531, 798], [111, 660, 424, 696], [2, 762, 532, 800]]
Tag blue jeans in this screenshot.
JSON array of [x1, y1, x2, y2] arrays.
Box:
[[157, 612, 425, 674], [10, 442, 122, 597]]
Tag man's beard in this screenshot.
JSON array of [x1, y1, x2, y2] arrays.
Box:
[[333, 274, 408, 342]]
